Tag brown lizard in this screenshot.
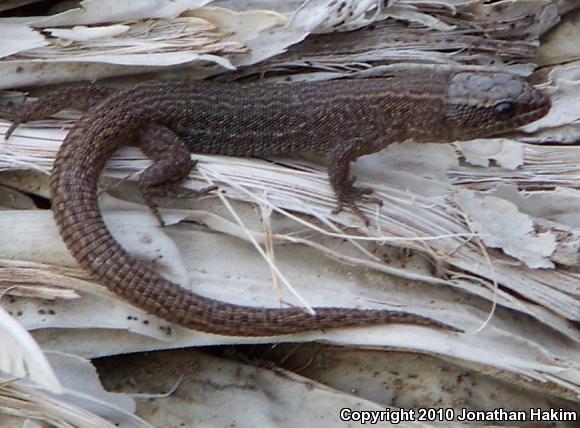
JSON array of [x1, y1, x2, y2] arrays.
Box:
[[0, 71, 550, 336]]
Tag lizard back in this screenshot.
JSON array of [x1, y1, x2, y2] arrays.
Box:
[[158, 75, 450, 155]]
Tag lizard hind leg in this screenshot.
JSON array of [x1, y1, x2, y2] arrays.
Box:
[[1, 86, 114, 140], [138, 124, 217, 226]]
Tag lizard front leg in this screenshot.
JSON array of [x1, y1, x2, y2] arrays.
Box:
[[328, 141, 382, 226], [138, 124, 216, 225], [1, 86, 115, 139]]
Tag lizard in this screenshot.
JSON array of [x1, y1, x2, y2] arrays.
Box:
[[0, 70, 550, 336]]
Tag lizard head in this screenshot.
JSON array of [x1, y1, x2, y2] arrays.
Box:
[[443, 71, 550, 141]]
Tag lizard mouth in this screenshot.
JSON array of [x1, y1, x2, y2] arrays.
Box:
[[485, 88, 551, 138], [447, 72, 552, 141]]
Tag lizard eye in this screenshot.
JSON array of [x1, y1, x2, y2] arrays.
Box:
[[493, 101, 516, 120]]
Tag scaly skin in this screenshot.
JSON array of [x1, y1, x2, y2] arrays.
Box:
[[1, 71, 550, 335]]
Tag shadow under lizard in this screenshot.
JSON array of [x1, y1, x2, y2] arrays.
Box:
[[0, 71, 550, 336]]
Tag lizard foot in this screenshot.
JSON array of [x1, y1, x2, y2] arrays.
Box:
[[0, 102, 26, 140], [332, 177, 382, 226], [141, 183, 218, 226], [1, 86, 115, 140]]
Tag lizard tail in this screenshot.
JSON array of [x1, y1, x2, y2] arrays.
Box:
[[50, 93, 460, 337]]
